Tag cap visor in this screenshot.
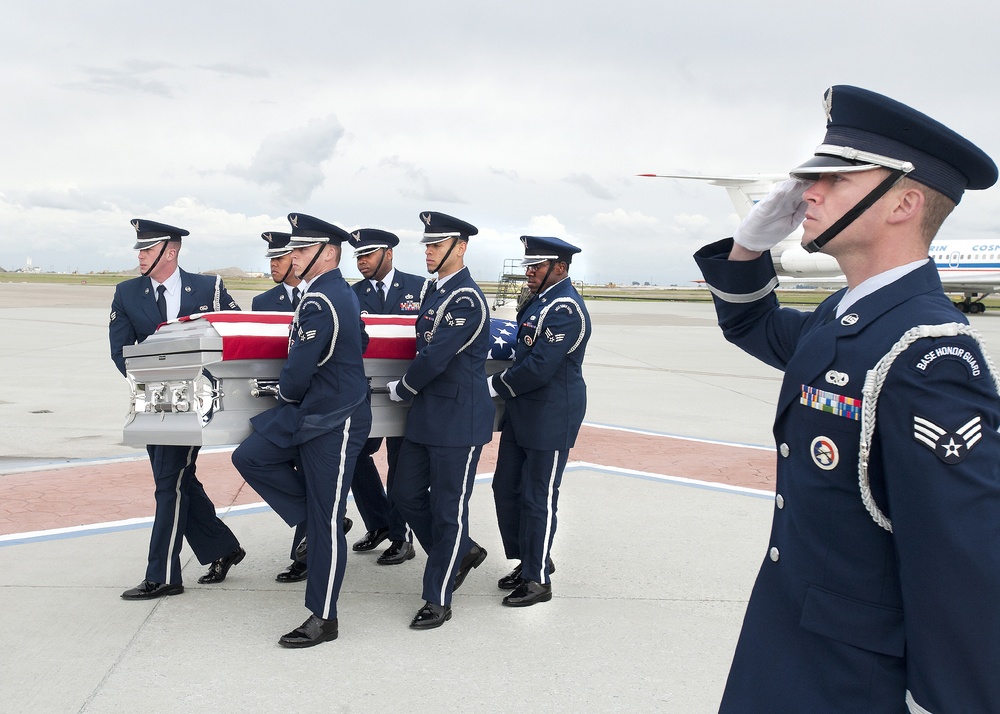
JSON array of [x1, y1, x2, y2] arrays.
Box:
[[133, 238, 169, 250], [791, 155, 879, 179], [287, 238, 327, 249]]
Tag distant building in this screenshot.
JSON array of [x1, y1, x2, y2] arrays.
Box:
[[16, 257, 42, 274]]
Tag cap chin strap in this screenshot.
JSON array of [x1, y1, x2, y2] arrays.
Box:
[[296, 244, 326, 281], [141, 241, 169, 277], [279, 262, 294, 284], [532, 262, 557, 294], [803, 169, 908, 254], [369, 248, 389, 281], [429, 237, 460, 275]]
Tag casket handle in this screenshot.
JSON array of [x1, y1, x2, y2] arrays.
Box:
[[250, 379, 280, 399]]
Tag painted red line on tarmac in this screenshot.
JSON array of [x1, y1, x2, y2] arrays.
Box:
[[0, 425, 776, 537]]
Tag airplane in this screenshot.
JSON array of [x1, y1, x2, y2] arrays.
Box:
[[640, 173, 1000, 313]]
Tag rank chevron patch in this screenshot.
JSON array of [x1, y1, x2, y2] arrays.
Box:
[[913, 414, 983, 464]]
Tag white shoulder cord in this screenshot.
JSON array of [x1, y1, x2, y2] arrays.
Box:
[[859, 322, 1000, 532], [213, 274, 222, 312]]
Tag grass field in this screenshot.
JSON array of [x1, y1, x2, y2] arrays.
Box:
[[2, 270, 996, 309]]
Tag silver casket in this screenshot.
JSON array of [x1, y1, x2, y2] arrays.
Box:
[[122, 311, 516, 447]]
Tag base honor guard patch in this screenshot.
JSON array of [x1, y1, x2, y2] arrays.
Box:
[[913, 414, 983, 464], [810, 436, 839, 470], [801, 385, 862, 421]]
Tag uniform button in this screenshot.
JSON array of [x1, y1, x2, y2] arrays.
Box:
[[775, 494, 784, 509], [769, 547, 780, 562], [779, 443, 789, 457]]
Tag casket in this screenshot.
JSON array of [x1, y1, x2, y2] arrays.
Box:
[[122, 311, 516, 447]]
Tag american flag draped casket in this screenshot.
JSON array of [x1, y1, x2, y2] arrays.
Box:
[[122, 312, 517, 447]]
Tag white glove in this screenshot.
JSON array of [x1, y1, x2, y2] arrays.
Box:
[[487, 377, 499, 399], [733, 178, 811, 252], [386, 380, 404, 402]]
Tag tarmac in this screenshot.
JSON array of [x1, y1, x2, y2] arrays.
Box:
[[4, 281, 999, 712]]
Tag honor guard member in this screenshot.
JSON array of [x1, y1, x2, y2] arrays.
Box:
[[386, 211, 493, 629], [489, 236, 590, 606], [348, 228, 425, 565], [252, 231, 303, 312], [110, 219, 245, 600], [251, 231, 348, 583], [694, 86, 1000, 712], [232, 213, 372, 648]]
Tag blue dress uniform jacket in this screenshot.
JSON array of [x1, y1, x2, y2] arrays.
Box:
[[695, 238, 1000, 713], [395, 266, 494, 447], [353, 270, 425, 316], [250, 269, 369, 448], [391, 266, 492, 606], [109, 269, 239, 376], [234, 267, 372, 620], [491, 277, 591, 450], [489, 277, 591, 584], [251, 283, 293, 312], [109, 269, 241, 585]]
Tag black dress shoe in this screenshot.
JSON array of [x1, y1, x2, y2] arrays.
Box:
[[409, 601, 452, 630], [275, 560, 308, 583], [198, 547, 246, 584], [452, 544, 487, 592], [498, 557, 556, 590], [295, 518, 352, 562], [278, 614, 338, 648], [353, 526, 390, 552], [121, 580, 184, 600], [502, 580, 553, 607], [377, 540, 416, 565]]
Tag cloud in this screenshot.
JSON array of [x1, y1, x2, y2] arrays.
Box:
[[670, 213, 712, 231], [12, 187, 118, 212], [67, 60, 176, 97], [380, 156, 465, 203], [195, 63, 270, 79], [228, 115, 345, 204], [489, 166, 526, 182], [563, 173, 616, 200], [592, 208, 659, 231], [525, 214, 568, 236]]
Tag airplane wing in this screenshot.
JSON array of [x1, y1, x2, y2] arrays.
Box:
[[638, 173, 787, 219]]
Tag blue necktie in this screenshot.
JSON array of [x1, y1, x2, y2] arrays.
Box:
[[156, 285, 167, 322]]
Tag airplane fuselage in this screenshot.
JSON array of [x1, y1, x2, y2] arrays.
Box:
[[640, 173, 1000, 313]]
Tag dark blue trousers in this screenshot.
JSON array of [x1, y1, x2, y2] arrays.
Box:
[[393, 439, 482, 606], [350, 436, 409, 541], [492, 422, 569, 584], [351, 437, 390, 533], [144, 444, 240, 584], [233, 408, 371, 619]]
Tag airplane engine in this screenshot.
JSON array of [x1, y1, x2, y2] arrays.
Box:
[[775, 245, 843, 278]]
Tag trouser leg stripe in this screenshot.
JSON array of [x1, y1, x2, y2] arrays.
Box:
[[439, 446, 475, 605], [539, 450, 559, 585], [165, 446, 195, 584], [322, 417, 351, 619]]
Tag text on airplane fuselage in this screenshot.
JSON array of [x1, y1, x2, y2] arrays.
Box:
[[930, 244, 1000, 252]]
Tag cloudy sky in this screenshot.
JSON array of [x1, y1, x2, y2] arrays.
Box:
[[3, 1, 1000, 286]]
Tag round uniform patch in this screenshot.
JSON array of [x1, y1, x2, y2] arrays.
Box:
[[423, 331, 433, 343], [524, 334, 534, 346], [840, 313, 859, 326], [810, 436, 839, 470]]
